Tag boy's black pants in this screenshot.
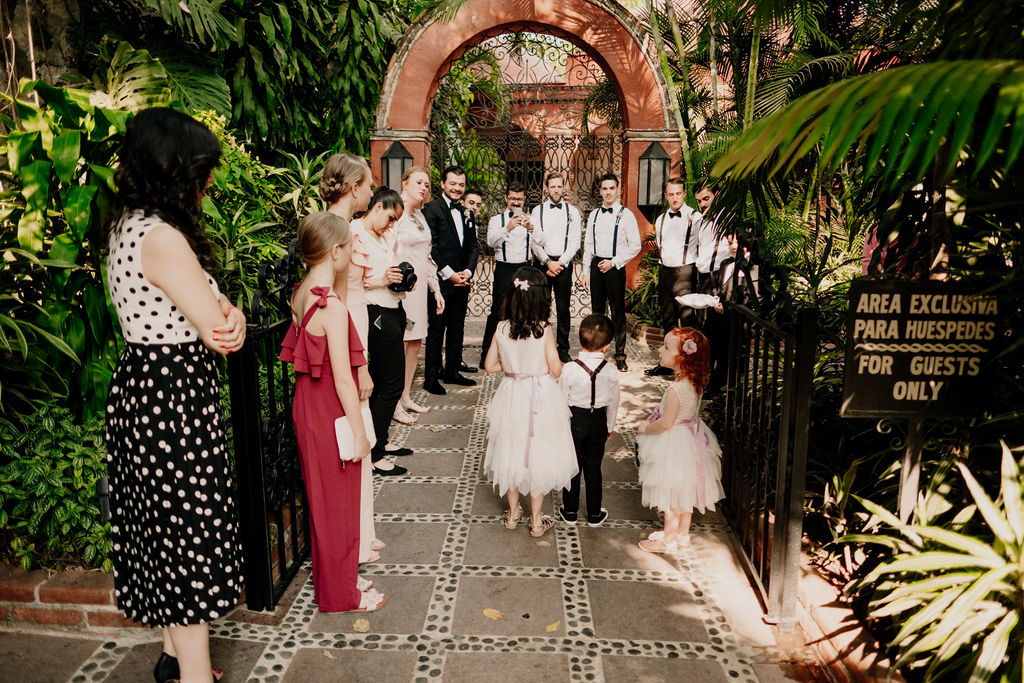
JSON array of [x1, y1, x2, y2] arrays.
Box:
[[563, 406, 608, 520]]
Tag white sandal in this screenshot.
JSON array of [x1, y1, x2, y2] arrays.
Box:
[[352, 588, 387, 612], [392, 406, 417, 425], [356, 576, 374, 591], [403, 398, 430, 414]]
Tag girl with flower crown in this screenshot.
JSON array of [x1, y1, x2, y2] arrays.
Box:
[[482, 266, 578, 537], [635, 327, 725, 554]]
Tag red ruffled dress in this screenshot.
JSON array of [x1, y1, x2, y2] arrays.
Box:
[[280, 287, 366, 612]]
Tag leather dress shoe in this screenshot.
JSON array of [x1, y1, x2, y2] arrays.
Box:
[[372, 463, 407, 476], [424, 381, 447, 395], [443, 373, 477, 386], [644, 365, 673, 376], [459, 361, 478, 374], [616, 359, 628, 372], [559, 354, 572, 363]]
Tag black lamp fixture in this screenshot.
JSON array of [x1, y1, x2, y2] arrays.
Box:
[[637, 141, 670, 210], [382, 141, 413, 191]]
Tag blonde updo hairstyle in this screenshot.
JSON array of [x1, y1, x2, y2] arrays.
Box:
[[318, 153, 370, 205], [401, 165, 430, 187], [297, 211, 352, 266]]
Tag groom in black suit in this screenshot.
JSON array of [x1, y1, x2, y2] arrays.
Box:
[[423, 165, 479, 395]]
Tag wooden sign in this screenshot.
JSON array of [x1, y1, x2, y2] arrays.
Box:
[[841, 279, 1000, 418]]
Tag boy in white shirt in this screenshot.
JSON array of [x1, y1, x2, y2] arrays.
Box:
[[558, 314, 620, 527]]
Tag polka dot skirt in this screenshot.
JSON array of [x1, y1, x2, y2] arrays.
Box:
[[105, 341, 242, 626]]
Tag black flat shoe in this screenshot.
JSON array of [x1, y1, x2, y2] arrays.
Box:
[[616, 359, 628, 372], [383, 447, 414, 457], [644, 365, 672, 376], [154, 653, 179, 683], [424, 381, 447, 395], [443, 373, 477, 386], [373, 464, 408, 476], [459, 361, 478, 374]]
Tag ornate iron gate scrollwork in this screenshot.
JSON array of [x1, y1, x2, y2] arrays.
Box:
[[430, 27, 622, 318], [226, 239, 309, 611]]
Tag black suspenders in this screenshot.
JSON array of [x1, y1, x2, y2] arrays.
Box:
[[499, 211, 529, 263], [539, 203, 572, 254], [573, 359, 608, 410], [590, 208, 625, 259]]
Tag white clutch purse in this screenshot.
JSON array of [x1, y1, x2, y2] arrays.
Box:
[[676, 293, 721, 309], [334, 404, 377, 462]]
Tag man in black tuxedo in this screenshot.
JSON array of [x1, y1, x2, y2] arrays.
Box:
[[423, 165, 479, 395]]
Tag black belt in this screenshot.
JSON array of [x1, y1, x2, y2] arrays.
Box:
[[496, 260, 528, 266], [570, 405, 607, 414], [594, 256, 613, 261]]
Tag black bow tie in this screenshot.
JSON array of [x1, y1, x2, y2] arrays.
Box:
[[550, 202, 563, 210], [450, 201, 463, 211], [668, 210, 682, 219], [600, 206, 614, 214]]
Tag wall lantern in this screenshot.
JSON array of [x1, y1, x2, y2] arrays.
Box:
[[382, 141, 413, 191], [637, 141, 670, 209]]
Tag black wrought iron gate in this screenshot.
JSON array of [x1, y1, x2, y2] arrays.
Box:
[[430, 27, 622, 317], [721, 305, 816, 630], [226, 240, 308, 611]]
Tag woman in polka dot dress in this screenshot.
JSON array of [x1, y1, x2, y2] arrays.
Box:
[[104, 108, 245, 683]]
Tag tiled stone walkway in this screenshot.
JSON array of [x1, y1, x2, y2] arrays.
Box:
[[0, 325, 822, 682]]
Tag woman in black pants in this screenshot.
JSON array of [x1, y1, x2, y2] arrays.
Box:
[[360, 188, 414, 471]]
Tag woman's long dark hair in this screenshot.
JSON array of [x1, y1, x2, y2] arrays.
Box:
[[106, 108, 221, 270], [501, 266, 551, 340]]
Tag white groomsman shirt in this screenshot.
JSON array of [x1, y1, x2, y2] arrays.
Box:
[[583, 202, 641, 272], [530, 200, 582, 267]]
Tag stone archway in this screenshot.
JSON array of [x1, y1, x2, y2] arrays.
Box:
[[370, 0, 682, 275]]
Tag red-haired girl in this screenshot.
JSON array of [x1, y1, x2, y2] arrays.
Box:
[[635, 327, 724, 554]]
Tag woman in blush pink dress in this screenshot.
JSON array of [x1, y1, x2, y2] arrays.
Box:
[[394, 166, 445, 423]]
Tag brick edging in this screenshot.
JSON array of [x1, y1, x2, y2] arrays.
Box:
[[0, 565, 145, 635], [796, 560, 905, 683]]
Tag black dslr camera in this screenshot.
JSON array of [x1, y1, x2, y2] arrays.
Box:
[[388, 261, 418, 293]]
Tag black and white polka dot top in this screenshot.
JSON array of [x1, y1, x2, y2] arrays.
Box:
[[107, 209, 220, 344]]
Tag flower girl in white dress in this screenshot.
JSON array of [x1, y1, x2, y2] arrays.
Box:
[[636, 327, 724, 553], [483, 266, 578, 537]]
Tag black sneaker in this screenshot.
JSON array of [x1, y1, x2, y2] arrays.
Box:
[[557, 506, 577, 526], [587, 508, 609, 527]]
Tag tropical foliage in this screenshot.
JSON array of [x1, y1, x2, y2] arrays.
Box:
[[0, 406, 111, 571], [842, 445, 1024, 681]]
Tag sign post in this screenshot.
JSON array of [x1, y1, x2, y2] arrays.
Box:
[[841, 279, 1000, 521]]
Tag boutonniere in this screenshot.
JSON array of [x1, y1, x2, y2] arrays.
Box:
[[463, 209, 472, 223]]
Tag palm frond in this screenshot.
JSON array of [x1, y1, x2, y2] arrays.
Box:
[[713, 60, 1024, 186], [140, 0, 235, 49]]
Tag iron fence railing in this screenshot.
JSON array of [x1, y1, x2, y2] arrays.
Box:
[[722, 304, 815, 630]]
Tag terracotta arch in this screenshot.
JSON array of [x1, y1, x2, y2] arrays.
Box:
[[370, 0, 682, 275]]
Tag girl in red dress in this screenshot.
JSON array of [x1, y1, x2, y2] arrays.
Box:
[[280, 212, 387, 612]]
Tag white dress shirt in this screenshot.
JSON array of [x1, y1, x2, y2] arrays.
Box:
[[559, 351, 620, 433], [654, 204, 702, 268], [583, 202, 641, 271], [696, 211, 732, 274], [444, 195, 465, 244], [487, 210, 534, 263], [530, 201, 582, 267]]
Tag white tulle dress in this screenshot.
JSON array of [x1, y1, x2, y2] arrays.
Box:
[[637, 380, 725, 513], [483, 322, 578, 496]]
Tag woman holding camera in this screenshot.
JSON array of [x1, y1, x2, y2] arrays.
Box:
[[361, 188, 414, 471], [395, 166, 444, 424]]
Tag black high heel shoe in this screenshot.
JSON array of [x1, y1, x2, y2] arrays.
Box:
[[153, 652, 179, 683]]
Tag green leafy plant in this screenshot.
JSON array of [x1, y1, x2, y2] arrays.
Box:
[[842, 444, 1024, 681], [0, 79, 127, 426], [0, 406, 111, 571], [624, 235, 661, 328]]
